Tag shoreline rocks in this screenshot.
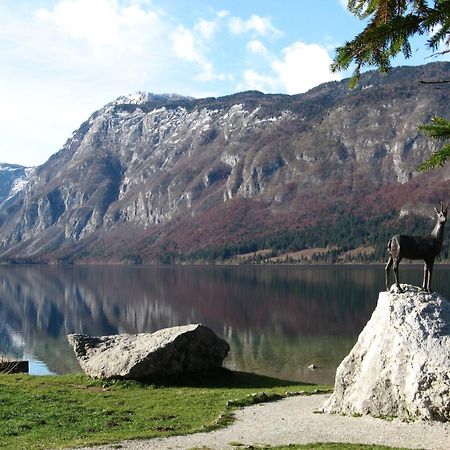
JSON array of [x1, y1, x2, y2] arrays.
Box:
[[67, 324, 230, 380], [322, 284, 450, 421]]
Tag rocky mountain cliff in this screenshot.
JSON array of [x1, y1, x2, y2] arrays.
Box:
[[1, 62, 450, 263], [0, 164, 31, 204]]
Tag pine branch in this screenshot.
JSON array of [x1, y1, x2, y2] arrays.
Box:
[[418, 143, 450, 171], [418, 116, 450, 140], [332, 13, 424, 77], [333, 1, 450, 80], [425, 0, 450, 49], [418, 116, 450, 171]]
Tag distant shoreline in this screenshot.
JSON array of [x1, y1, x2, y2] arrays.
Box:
[[3, 260, 450, 268]]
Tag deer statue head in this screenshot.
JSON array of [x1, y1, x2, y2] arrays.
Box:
[[434, 202, 448, 224]]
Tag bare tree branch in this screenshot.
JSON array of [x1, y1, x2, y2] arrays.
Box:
[[419, 79, 450, 84], [426, 49, 450, 58]]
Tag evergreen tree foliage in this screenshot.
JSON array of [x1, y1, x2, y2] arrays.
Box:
[[333, 0, 450, 84], [418, 116, 450, 170], [334, 0, 450, 170]]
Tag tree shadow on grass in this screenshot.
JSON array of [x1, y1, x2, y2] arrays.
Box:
[[134, 368, 317, 389]]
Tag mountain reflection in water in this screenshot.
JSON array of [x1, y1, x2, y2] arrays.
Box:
[[1, 264, 449, 384]]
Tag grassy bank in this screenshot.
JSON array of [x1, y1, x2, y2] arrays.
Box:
[[0, 369, 329, 449]]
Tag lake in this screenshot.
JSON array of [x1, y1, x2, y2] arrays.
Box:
[[1, 264, 449, 384]]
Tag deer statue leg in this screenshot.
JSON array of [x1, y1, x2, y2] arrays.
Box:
[[422, 261, 428, 291], [385, 256, 393, 291], [393, 257, 403, 292], [425, 259, 435, 293]]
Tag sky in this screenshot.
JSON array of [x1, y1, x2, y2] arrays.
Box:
[[1, 0, 449, 167]]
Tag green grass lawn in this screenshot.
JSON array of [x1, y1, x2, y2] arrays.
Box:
[[0, 369, 329, 449]]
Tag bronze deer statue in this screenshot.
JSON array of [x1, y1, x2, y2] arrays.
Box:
[[385, 202, 448, 293]]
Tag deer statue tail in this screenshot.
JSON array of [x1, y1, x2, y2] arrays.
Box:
[[387, 235, 400, 256], [387, 237, 394, 252]]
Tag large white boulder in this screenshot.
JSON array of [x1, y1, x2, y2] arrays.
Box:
[[67, 324, 230, 380], [323, 284, 450, 421]]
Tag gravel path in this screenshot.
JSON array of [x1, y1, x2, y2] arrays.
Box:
[[78, 394, 450, 450]]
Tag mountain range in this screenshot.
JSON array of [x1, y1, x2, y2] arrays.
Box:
[[1, 62, 450, 264]]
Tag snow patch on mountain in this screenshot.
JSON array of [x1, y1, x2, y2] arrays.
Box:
[[9, 168, 34, 198], [111, 92, 194, 106]]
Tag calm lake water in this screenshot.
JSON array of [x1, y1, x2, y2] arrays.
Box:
[[1, 264, 449, 384]]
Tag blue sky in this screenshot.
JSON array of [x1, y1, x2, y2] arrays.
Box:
[[1, 0, 448, 166]]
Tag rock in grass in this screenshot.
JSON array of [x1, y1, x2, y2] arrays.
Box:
[[67, 324, 230, 380], [322, 284, 450, 421]]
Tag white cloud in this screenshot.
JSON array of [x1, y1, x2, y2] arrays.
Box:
[[238, 40, 341, 94], [229, 14, 282, 37], [238, 69, 277, 92], [272, 42, 341, 94], [195, 62, 229, 82], [171, 25, 204, 64], [194, 18, 218, 40], [217, 10, 229, 19], [170, 24, 227, 82], [246, 40, 269, 57], [170, 9, 240, 83], [0, 0, 178, 165], [36, 0, 120, 47], [26, 0, 171, 78], [35, 0, 163, 49]]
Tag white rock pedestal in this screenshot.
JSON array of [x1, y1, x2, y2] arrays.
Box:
[[322, 284, 450, 421]]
